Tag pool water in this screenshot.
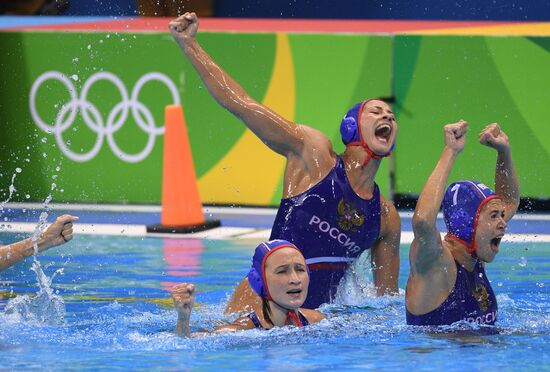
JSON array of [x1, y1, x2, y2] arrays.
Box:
[[0, 233, 548, 370]]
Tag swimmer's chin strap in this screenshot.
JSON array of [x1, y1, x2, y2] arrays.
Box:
[[285, 309, 304, 327], [268, 299, 305, 327], [446, 233, 478, 259], [346, 141, 392, 168]]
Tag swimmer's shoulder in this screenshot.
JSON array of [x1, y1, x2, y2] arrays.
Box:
[[299, 308, 325, 324], [214, 315, 257, 333], [289, 124, 337, 172], [296, 124, 335, 154]]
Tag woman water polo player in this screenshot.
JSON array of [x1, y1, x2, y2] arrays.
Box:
[[171, 240, 324, 336], [406, 121, 519, 326], [169, 12, 401, 311]]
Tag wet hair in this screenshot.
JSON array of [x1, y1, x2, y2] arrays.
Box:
[[261, 296, 274, 327]]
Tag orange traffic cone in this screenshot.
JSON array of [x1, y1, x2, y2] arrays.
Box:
[[147, 104, 220, 234]]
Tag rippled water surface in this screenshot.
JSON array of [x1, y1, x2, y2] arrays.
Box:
[[0, 233, 548, 370]]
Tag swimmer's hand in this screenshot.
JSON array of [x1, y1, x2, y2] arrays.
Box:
[[171, 283, 195, 320], [169, 12, 198, 45], [38, 215, 78, 252], [479, 123, 509, 153], [444, 120, 468, 153]]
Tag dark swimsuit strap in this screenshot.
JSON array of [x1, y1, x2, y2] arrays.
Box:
[[247, 311, 265, 329], [247, 310, 309, 330]]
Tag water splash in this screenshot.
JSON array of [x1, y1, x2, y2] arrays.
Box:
[[3, 191, 66, 325], [4, 260, 66, 325], [0, 168, 22, 215], [335, 250, 378, 305]]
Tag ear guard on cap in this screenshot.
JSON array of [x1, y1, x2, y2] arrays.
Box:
[[247, 266, 265, 298], [340, 102, 363, 145]]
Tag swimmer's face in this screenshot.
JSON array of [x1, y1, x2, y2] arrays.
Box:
[[265, 247, 309, 310], [475, 199, 507, 262], [359, 100, 398, 156]]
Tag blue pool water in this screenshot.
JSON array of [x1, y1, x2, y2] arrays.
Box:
[[0, 232, 548, 370]]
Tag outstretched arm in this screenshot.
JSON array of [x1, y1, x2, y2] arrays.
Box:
[[0, 214, 78, 272], [410, 121, 467, 274], [169, 13, 304, 157], [479, 123, 520, 221]]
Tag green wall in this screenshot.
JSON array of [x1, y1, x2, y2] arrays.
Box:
[[1, 30, 548, 205], [394, 35, 550, 198]]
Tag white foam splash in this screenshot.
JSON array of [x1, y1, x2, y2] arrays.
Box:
[[3, 190, 66, 325]]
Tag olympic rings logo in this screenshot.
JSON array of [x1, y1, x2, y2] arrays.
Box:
[[29, 71, 180, 163]]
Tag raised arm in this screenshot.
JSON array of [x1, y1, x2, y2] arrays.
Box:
[[171, 283, 195, 337], [479, 123, 520, 221], [169, 13, 304, 157], [410, 121, 467, 273], [0, 215, 77, 272], [172, 283, 256, 337]]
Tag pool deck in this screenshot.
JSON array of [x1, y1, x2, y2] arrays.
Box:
[[1, 202, 549, 243]]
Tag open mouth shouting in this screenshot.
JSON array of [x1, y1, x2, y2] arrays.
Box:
[[490, 236, 503, 253], [374, 122, 392, 144]]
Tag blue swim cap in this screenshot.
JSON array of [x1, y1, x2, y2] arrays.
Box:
[[247, 239, 307, 299], [442, 180, 501, 254], [340, 101, 365, 145]]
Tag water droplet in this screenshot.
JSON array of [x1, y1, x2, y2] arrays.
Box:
[[56, 166, 61, 171], [72, 57, 79, 63], [70, 74, 79, 81], [518, 257, 527, 267], [42, 153, 47, 158], [87, 44, 91, 50], [25, 194, 30, 199], [15, 168, 22, 173], [41, 137, 47, 143]]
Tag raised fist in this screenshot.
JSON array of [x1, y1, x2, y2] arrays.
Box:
[[169, 12, 199, 45], [171, 283, 195, 319], [479, 123, 510, 153], [443, 120, 468, 153]]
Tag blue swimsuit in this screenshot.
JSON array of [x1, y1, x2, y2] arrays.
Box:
[[406, 260, 498, 326], [270, 156, 382, 309], [247, 310, 310, 329]]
